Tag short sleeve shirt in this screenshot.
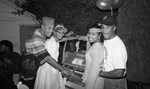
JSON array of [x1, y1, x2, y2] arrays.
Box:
[[103, 36, 127, 72]]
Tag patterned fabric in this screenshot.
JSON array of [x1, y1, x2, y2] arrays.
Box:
[[20, 51, 39, 80], [20, 29, 50, 80], [25, 29, 49, 64]]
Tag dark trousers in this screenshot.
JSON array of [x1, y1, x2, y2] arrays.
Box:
[[104, 78, 127, 89], [20, 77, 35, 89]]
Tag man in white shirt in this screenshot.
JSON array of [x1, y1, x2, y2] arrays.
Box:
[[99, 16, 127, 89]]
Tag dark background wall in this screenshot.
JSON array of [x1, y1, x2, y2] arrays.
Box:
[[118, 0, 150, 88], [118, 0, 150, 82], [22, 0, 150, 88]]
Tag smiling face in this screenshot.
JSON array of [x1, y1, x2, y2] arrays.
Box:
[[101, 24, 116, 40], [41, 17, 55, 38], [53, 25, 67, 40], [41, 24, 54, 37], [54, 28, 66, 40], [87, 28, 102, 43]]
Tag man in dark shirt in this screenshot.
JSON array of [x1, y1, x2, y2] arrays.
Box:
[[0, 40, 20, 89]]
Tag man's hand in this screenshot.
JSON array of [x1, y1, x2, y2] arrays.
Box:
[[61, 68, 73, 77], [13, 74, 20, 85], [99, 70, 103, 77]]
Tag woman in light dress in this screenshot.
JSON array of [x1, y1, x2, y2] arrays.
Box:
[[82, 23, 106, 89], [34, 24, 70, 89]]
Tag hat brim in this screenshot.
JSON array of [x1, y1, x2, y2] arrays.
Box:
[[101, 21, 116, 26]]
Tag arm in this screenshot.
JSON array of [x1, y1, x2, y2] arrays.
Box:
[[59, 35, 87, 42], [78, 35, 87, 41], [59, 36, 79, 42], [35, 49, 72, 76], [99, 69, 125, 79], [99, 45, 127, 79], [39, 53, 64, 71], [26, 38, 72, 76], [59, 31, 78, 42]]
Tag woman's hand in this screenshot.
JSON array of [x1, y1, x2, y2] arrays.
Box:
[[78, 36, 87, 41], [65, 31, 74, 37]]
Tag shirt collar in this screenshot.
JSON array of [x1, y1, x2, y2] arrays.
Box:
[[34, 29, 46, 40]]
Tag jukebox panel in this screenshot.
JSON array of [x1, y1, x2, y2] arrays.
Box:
[[62, 40, 87, 88]]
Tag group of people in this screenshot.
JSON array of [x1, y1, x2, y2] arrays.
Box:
[[21, 17, 75, 89], [0, 15, 127, 89]]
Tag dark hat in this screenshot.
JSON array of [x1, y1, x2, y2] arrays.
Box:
[[101, 16, 117, 26]]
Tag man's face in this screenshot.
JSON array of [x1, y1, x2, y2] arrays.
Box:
[[42, 24, 54, 37], [0, 45, 7, 54], [54, 29, 66, 40], [101, 24, 116, 40]]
